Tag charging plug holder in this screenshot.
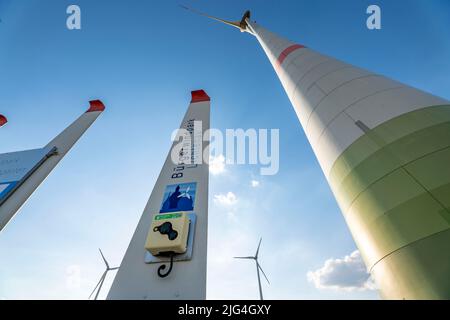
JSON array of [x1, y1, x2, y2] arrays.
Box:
[[144, 213, 196, 277]]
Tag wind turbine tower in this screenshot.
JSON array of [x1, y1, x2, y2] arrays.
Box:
[[89, 249, 119, 300], [186, 8, 450, 299], [235, 238, 270, 300], [0, 101, 105, 232], [108, 90, 210, 300]]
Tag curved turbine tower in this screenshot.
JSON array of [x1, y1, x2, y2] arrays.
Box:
[[186, 8, 450, 299]]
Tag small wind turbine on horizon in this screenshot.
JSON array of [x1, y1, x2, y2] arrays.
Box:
[[89, 249, 119, 300], [234, 238, 270, 300]]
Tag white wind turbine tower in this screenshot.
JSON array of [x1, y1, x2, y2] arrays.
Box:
[[89, 249, 119, 300], [234, 238, 270, 300], [184, 7, 450, 299]]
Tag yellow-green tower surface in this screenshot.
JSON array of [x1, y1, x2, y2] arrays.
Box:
[[244, 20, 450, 299]]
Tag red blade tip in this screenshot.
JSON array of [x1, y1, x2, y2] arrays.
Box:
[[86, 100, 106, 113], [0, 115, 7, 127], [191, 90, 210, 103]]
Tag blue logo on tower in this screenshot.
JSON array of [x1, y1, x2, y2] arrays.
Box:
[[160, 182, 197, 213]]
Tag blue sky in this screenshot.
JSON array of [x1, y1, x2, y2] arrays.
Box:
[[0, 0, 449, 299]]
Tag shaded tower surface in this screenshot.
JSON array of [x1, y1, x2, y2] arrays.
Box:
[[246, 20, 450, 299]]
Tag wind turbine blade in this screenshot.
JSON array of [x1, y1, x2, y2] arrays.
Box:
[[257, 262, 270, 285], [180, 5, 242, 30], [89, 271, 107, 299], [255, 238, 262, 258], [234, 256, 254, 260], [99, 248, 110, 269]]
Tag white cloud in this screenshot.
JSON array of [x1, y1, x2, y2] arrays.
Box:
[[209, 154, 225, 175], [251, 180, 260, 187], [307, 250, 376, 291], [214, 192, 237, 206]]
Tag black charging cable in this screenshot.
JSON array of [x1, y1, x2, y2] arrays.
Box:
[[157, 252, 175, 278]]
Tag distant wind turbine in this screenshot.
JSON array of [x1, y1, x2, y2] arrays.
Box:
[[89, 249, 119, 300], [234, 238, 270, 300]]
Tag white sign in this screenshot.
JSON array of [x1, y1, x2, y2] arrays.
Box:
[[0, 146, 55, 201]]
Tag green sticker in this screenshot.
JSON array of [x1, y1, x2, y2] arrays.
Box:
[[154, 213, 182, 221]]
